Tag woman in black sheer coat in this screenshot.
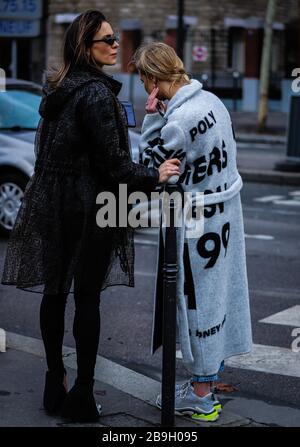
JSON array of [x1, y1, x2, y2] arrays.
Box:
[[1, 10, 180, 422]]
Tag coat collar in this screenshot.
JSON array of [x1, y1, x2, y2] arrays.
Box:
[[164, 79, 203, 119], [70, 64, 123, 96], [39, 64, 123, 120]]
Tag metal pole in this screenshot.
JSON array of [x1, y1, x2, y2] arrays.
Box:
[[161, 184, 178, 427], [11, 40, 17, 78], [176, 0, 185, 61], [258, 0, 277, 131]]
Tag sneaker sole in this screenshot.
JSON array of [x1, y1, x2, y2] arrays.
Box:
[[191, 410, 219, 422], [214, 403, 222, 413], [156, 401, 219, 422], [175, 408, 219, 422]]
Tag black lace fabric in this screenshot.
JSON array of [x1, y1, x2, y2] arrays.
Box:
[[1, 66, 159, 295]]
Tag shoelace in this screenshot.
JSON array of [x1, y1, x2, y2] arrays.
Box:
[[176, 380, 193, 399]]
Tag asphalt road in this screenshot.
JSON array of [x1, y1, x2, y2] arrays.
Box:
[[0, 181, 299, 413]]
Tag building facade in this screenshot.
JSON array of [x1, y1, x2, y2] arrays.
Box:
[[0, 0, 48, 83], [1, 0, 299, 111]]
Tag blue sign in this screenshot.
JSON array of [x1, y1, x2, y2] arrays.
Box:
[[0, 0, 42, 19], [0, 18, 40, 36]]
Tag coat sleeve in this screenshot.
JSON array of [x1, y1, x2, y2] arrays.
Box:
[[139, 113, 187, 184], [34, 117, 44, 160], [78, 85, 159, 193]]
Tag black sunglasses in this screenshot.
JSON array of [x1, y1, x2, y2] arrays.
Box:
[[92, 35, 120, 46]]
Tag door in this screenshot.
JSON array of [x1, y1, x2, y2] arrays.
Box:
[[0, 37, 31, 79]]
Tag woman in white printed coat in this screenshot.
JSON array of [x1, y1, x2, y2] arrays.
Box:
[[131, 42, 252, 422]]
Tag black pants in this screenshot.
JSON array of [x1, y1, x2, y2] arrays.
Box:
[[40, 229, 113, 383]]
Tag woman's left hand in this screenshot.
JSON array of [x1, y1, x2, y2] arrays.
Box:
[[145, 87, 166, 114]]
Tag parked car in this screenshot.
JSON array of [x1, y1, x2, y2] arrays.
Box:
[[0, 78, 41, 236], [0, 78, 143, 237]]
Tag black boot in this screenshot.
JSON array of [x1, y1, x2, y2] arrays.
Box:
[[61, 379, 101, 423], [43, 368, 67, 415]]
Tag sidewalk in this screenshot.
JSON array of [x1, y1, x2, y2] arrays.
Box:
[[2, 331, 300, 428], [0, 332, 260, 428], [134, 107, 300, 186]]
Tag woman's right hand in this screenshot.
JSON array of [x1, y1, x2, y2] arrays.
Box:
[[158, 159, 181, 184]]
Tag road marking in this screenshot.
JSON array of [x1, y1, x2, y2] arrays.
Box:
[[259, 305, 300, 327], [244, 206, 300, 216], [136, 233, 274, 243], [250, 288, 300, 300], [245, 234, 274, 240], [273, 199, 300, 207], [254, 195, 285, 203], [288, 191, 300, 201], [253, 193, 300, 207], [226, 344, 300, 378], [177, 344, 300, 379], [237, 142, 285, 151]]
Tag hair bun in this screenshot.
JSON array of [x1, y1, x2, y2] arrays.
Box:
[[174, 68, 186, 74]]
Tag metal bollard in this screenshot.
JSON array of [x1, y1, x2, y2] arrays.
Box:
[[275, 95, 300, 172], [161, 183, 179, 427]]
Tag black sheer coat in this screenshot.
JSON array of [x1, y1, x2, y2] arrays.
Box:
[[1, 65, 159, 294]]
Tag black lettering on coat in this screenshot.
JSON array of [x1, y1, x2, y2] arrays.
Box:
[[222, 140, 228, 169], [193, 156, 207, 184], [207, 147, 222, 176], [194, 315, 226, 339], [183, 243, 197, 310], [198, 120, 207, 134], [180, 164, 192, 185], [190, 127, 197, 142]]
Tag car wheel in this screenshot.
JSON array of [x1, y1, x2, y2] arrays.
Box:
[[0, 172, 28, 237]]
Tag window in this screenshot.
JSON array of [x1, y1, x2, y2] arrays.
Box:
[[228, 27, 245, 74]]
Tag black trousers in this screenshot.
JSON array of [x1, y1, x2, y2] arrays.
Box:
[[40, 228, 114, 383]]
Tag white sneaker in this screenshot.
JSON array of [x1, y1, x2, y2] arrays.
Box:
[[156, 379, 219, 422]]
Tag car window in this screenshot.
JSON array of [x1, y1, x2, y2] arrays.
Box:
[[0, 90, 42, 130]]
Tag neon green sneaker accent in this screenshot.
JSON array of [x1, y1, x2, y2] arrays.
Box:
[[191, 409, 219, 422], [214, 403, 222, 413]]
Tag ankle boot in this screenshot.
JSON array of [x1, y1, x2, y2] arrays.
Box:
[[61, 379, 101, 423], [43, 368, 67, 415]]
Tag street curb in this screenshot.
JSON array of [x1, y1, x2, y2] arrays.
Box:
[[239, 169, 300, 186], [5, 331, 252, 428]]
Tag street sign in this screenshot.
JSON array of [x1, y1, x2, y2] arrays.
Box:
[[0, 0, 42, 19], [0, 18, 40, 36], [192, 46, 208, 62]]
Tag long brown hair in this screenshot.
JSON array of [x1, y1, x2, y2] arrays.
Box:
[[47, 10, 107, 89]]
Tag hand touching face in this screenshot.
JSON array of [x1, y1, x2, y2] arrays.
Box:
[[144, 85, 167, 114], [145, 86, 160, 113]]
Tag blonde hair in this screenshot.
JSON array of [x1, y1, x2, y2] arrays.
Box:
[[130, 42, 191, 91]]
